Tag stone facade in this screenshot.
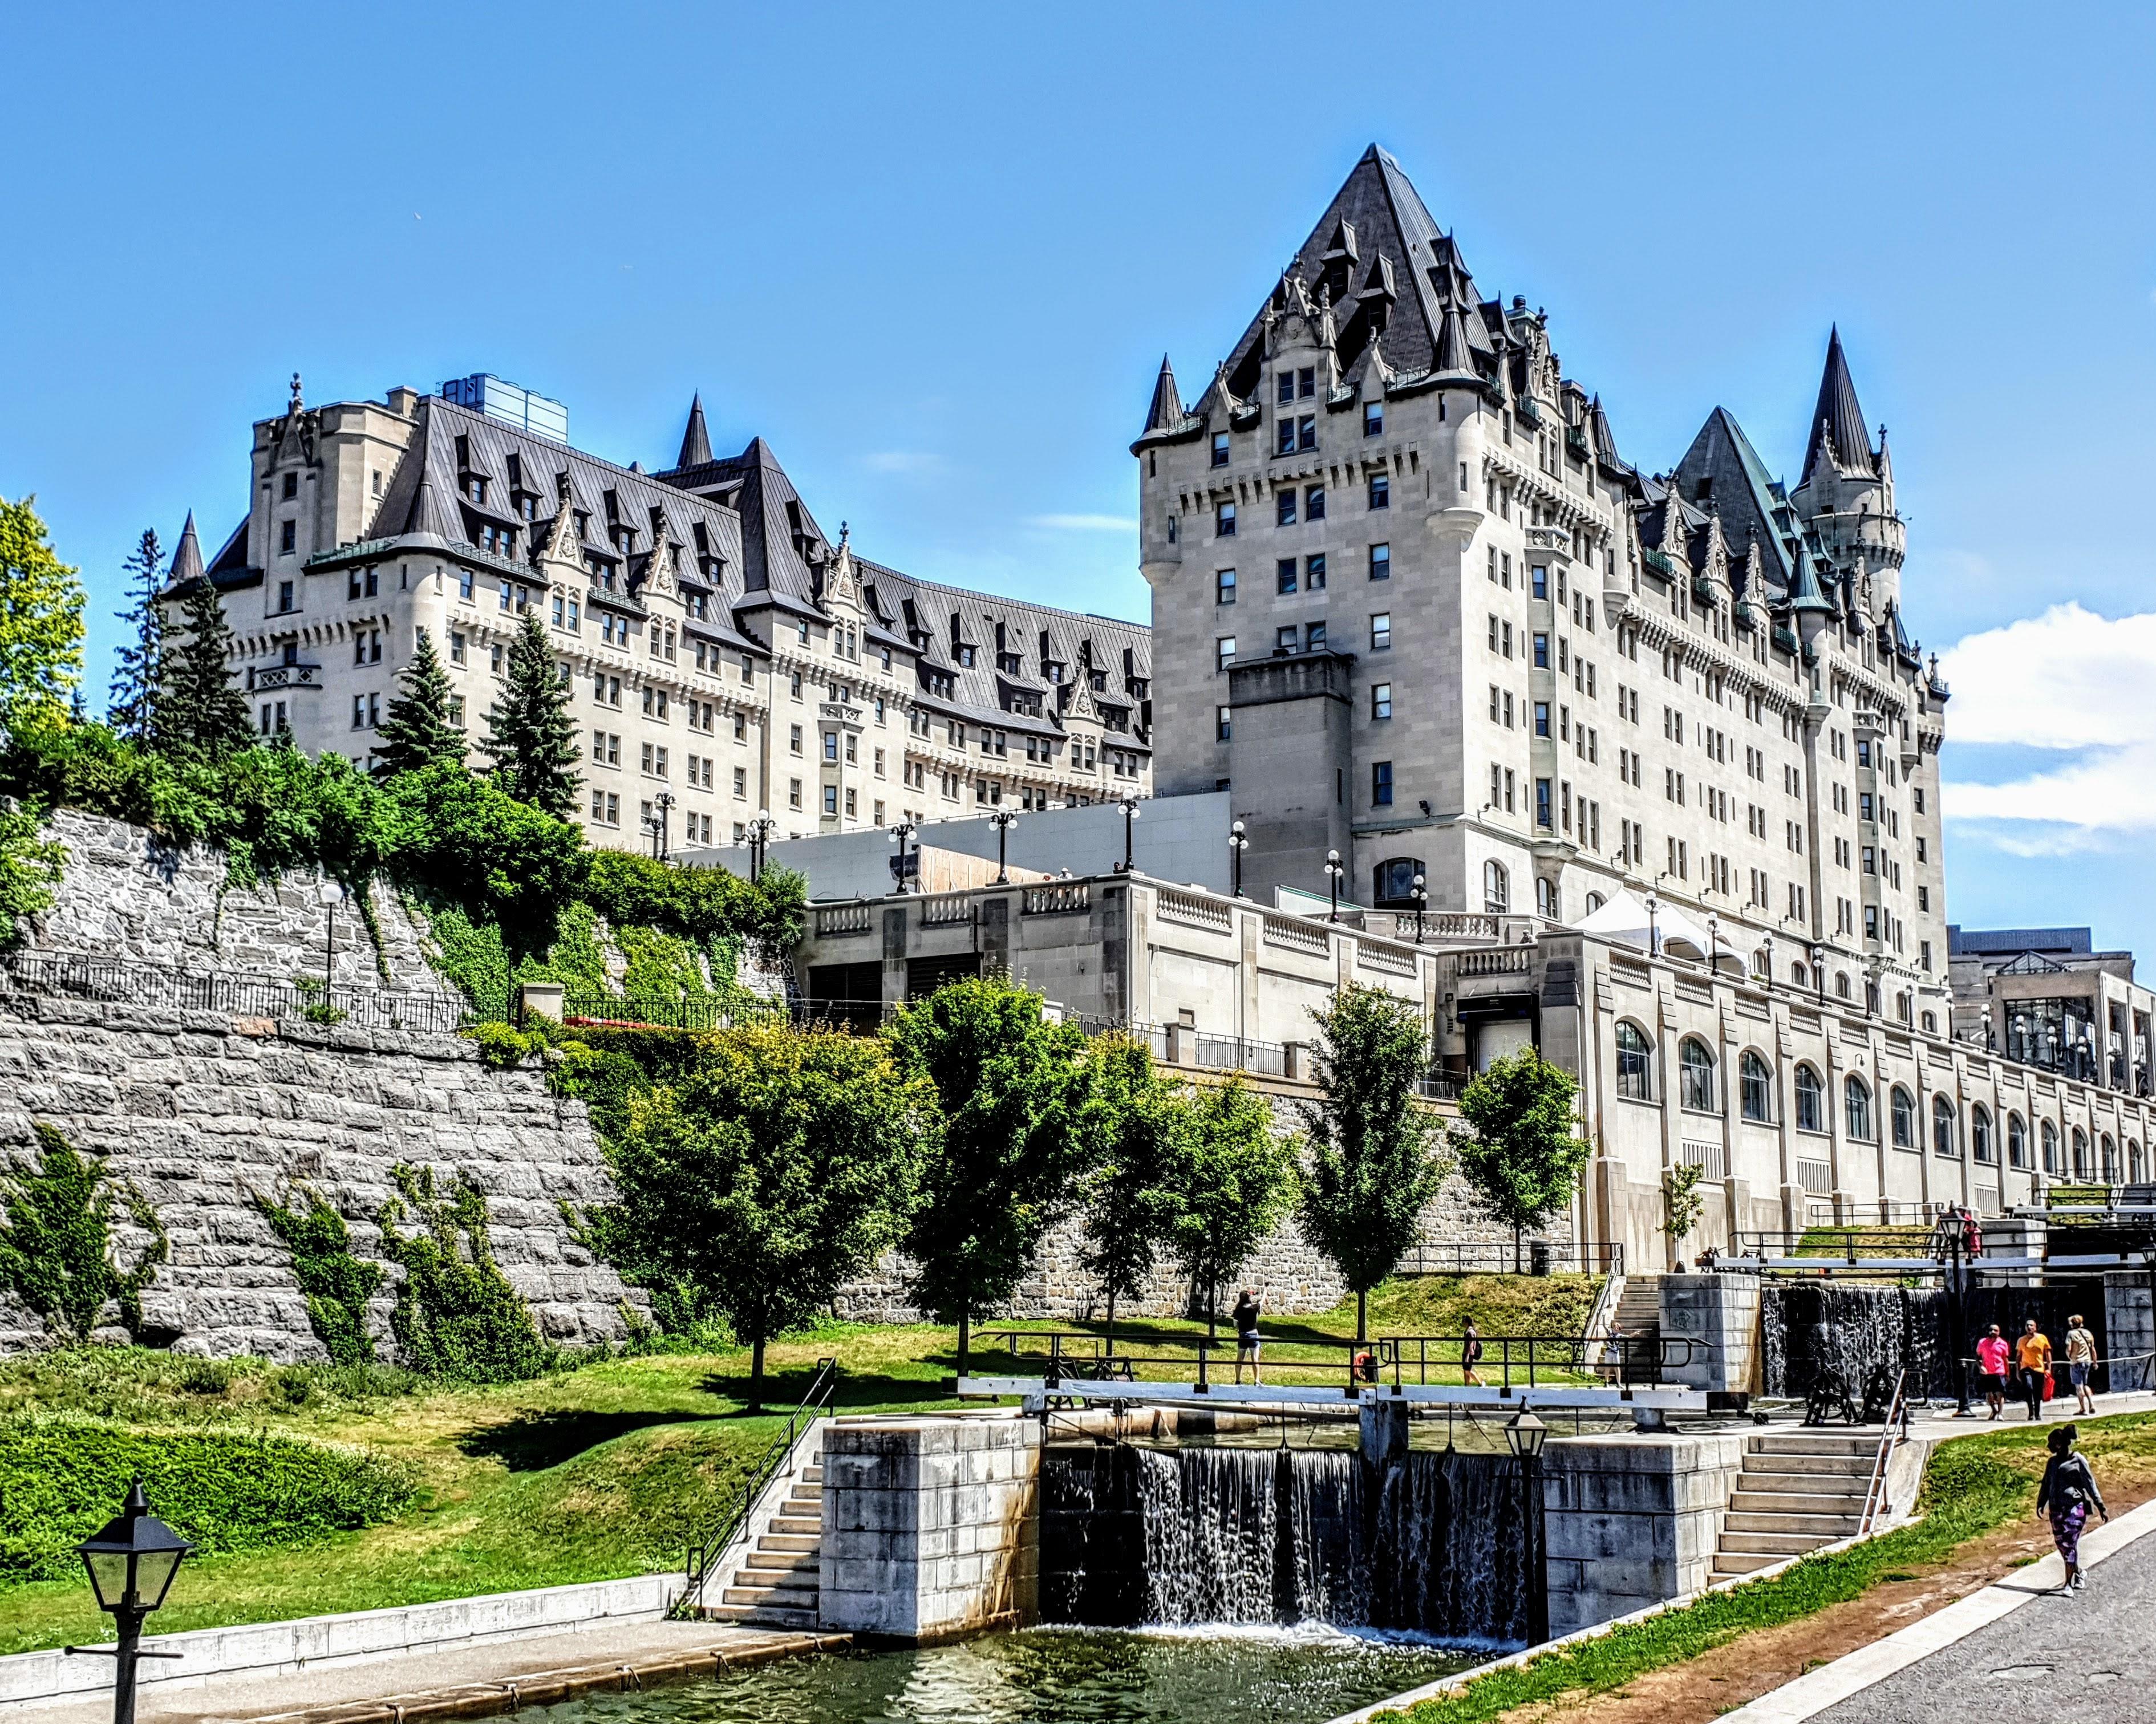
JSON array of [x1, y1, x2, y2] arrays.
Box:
[[0, 993, 639, 1360]]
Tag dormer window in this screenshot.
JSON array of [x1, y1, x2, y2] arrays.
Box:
[[958, 646, 975, 667], [463, 474, 487, 505]]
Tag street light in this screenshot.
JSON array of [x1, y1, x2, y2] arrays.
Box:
[[67, 1479, 192, 1724], [887, 818, 919, 894], [1228, 820, 1249, 898], [1324, 849, 1344, 923], [643, 790, 675, 861], [1761, 932, 1775, 991], [314, 880, 345, 1004], [1411, 872, 1428, 946], [1706, 911, 1721, 975], [1643, 890, 1660, 958], [745, 810, 777, 883], [1115, 794, 1142, 873], [987, 808, 1019, 883], [1809, 943, 1826, 1004], [1503, 1412, 1550, 1648]]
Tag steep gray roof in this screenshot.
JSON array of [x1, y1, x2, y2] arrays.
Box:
[[1800, 326, 1875, 484], [169, 512, 204, 585]]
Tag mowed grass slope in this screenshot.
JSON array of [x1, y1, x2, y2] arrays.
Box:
[[0, 1274, 1602, 1656]]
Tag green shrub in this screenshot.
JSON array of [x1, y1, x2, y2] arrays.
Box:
[[0, 1124, 168, 1343], [254, 1187, 382, 1366], [0, 1415, 416, 1582], [468, 1023, 546, 1070], [376, 1165, 554, 1383]]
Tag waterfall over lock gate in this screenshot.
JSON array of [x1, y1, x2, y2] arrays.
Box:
[[1040, 1445, 1529, 1643]]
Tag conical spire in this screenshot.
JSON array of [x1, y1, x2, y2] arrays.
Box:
[[1784, 542, 1837, 615], [1143, 356, 1185, 434], [675, 394, 713, 468], [1800, 326, 1874, 484], [1432, 297, 1476, 378], [404, 472, 460, 542], [169, 512, 204, 586]]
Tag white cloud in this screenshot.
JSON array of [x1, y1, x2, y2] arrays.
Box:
[[1028, 513, 1136, 533], [1940, 602, 2156, 842], [862, 451, 944, 475]]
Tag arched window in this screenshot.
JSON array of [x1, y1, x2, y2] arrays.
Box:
[[1615, 1021, 1653, 1100], [2008, 1113, 2028, 1169], [2102, 1134, 2118, 1182], [1586, 891, 1606, 915], [2133, 1141, 2146, 1183], [1741, 1051, 1774, 1123], [1932, 1094, 1958, 1159], [2073, 1127, 2089, 1179], [1972, 1105, 1994, 1165], [2042, 1119, 2059, 1174], [1679, 1038, 1717, 1112], [1750, 948, 1771, 981], [1846, 1076, 1874, 1142], [1792, 962, 1809, 987], [1794, 1064, 1824, 1134], [1536, 877, 1560, 920], [1891, 1086, 1917, 1149], [1836, 973, 1853, 999], [1921, 1010, 1938, 1034], [1372, 857, 1425, 907], [1484, 859, 1510, 914]]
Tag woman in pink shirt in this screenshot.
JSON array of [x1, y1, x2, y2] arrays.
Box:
[[1976, 1324, 2011, 1420]]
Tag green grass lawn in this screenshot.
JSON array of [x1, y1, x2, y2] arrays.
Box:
[[0, 1273, 1600, 1656]]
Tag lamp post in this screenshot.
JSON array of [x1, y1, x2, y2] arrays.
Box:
[[745, 810, 777, 883], [314, 880, 344, 1003], [1644, 890, 1660, 958], [1229, 820, 1249, 898], [1324, 849, 1344, 923], [66, 1478, 192, 1724], [887, 818, 919, 894], [644, 791, 675, 861], [1707, 910, 1721, 975], [1761, 932, 1775, 991], [987, 808, 1018, 883], [1115, 794, 1141, 873], [1504, 1411, 1550, 1647], [1810, 944, 1826, 1005], [1412, 872, 1428, 945]]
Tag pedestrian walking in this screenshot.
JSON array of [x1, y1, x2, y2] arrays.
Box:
[[2065, 1315, 2098, 1415], [2035, 1423, 2108, 1593], [2016, 1319, 2053, 1421], [1231, 1288, 1263, 1385], [1461, 1317, 1485, 1387], [1976, 1323, 2011, 1420]]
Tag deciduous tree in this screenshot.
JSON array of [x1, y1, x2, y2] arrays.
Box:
[[1076, 1036, 1188, 1355], [1296, 984, 1451, 1342], [1165, 1075, 1298, 1339], [0, 497, 86, 727], [1455, 1049, 1593, 1271]]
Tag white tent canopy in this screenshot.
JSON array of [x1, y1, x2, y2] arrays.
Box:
[[1571, 889, 1729, 963]]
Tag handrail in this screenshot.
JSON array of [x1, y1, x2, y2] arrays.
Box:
[[674, 1356, 837, 1618], [1856, 1367, 1909, 1536]]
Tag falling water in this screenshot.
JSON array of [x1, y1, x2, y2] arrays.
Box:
[[1761, 1284, 1946, 1404], [1041, 1446, 1525, 1642]]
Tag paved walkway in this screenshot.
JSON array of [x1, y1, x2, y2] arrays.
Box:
[[1724, 1496, 2156, 1723], [10, 1622, 845, 1724]]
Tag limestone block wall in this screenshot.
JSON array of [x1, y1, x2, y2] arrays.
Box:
[[1659, 1273, 1764, 1394], [0, 993, 640, 1361], [1541, 1430, 1749, 1636], [818, 1414, 1041, 1640]]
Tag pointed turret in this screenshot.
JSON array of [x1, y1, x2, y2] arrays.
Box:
[[1784, 543, 1838, 616], [169, 512, 204, 586], [1800, 327, 1874, 484], [1144, 356, 1185, 435], [675, 394, 714, 469], [404, 472, 460, 543]]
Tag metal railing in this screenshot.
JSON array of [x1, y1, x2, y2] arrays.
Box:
[[675, 1356, 837, 1618], [1392, 1240, 1624, 1277], [1732, 1226, 1946, 1264], [1857, 1368, 1911, 1535], [0, 951, 476, 1035]]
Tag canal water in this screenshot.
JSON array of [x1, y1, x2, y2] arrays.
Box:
[[526, 1628, 1473, 1724]]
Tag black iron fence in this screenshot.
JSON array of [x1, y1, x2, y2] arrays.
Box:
[[1393, 1240, 1625, 1277], [0, 951, 476, 1036]]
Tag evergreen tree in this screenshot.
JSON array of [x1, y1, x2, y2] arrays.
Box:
[[0, 496, 87, 727], [108, 529, 165, 743], [374, 628, 466, 776], [1296, 984, 1453, 1342], [155, 575, 253, 761], [480, 612, 581, 817], [1454, 1049, 1594, 1272]]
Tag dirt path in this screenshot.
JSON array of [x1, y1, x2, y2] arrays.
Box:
[[1488, 1471, 2156, 1724]]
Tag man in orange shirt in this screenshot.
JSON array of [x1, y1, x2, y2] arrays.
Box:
[[2016, 1319, 2052, 1421]]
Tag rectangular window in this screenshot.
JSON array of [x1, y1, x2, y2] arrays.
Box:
[[1298, 367, 1315, 399], [1534, 701, 1550, 737], [1276, 626, 1299, 654], [1297, 415, 1316, 452], [1371, 683, 1392, 720], [789, 778, 803, 809], [1278, 370, 1296, 406], [279, 520, 297, 555], [1306, 553, 1326, 590], [1536, 778, 1553, 829], [1531, 565, 1548, 599], [1277, 558, 1297, 595], [1367, 543, 1389, 581], [1372, 761, 1393, 806], [1276, 490, 1296, 527], [1369, 612, 1391, 651], [1305, 621, 1326, 652], [1217, 636, 1235, 671], [733, 766, 748, 797], [1367, 472, 1389, 509], [1533, 632, 1549, 668], [1211, 431, 1230, 468], [1216, 502, 1236, 537], [1363, 400, 1383, 437], [1306, 485, 1325, 520], [1277, 416, 1296, 457], [1216, 704, 1231, 742], [1217, 567, 1237, 605], [823, 785, 838, 816]]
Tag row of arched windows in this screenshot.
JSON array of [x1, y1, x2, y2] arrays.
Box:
[[1614, 1021, 2146, 1178]]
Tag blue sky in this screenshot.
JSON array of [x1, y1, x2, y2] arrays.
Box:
[[5, 3, 2156, 958]]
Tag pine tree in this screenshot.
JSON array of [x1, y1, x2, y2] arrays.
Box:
[[108, 529, 165, 743], [374, 628, 466, 776], [480, 612, 581, 817], [155, 576, 253, 761]]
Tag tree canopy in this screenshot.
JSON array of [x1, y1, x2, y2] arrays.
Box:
[[480, 613, 581, 817], [1075, 1036, 1189, 1352], [0, 497, 86, 726], [374, 628, 466, 776], [156, 576, 253, 761], [1454, 1048, 1592, 1267], [1165, 1075, 1299, 1337]]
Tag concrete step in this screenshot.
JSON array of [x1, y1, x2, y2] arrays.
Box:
[[743, 1549, 818, 1575], [771, 1515, 821, 1536], [1725, 1526, 1862, 1551], [759, 1531, 821, 1553], [1724, 1510, 1863, 1537], [1741, 1455, 1875, 1483], [699, 1602, 822, 1629], [1732, 1490, 1869, 1516], [1735, 1470, 1869, 1499], [1754, 1434, 1879, 1459], [801, 1466, 825, 1482], [782, 1494, 822, 1513], [723, 1580, 820, 1610], [1713, 1551, 1785, 1576]]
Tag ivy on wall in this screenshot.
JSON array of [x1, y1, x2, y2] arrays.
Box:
[[0, 1124, 168, 1342], [254, 1185, 383, 1366], [376, 1163, 554, 1382]]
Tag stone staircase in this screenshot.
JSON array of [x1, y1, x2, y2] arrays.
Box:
[[1608, 1273, 1661, 1380], [1712, 1430, 1876, 1578], [698, 1459, 825, 1629]]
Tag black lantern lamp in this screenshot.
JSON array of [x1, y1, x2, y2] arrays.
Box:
[[68, 1479, 192, 1724], [1228, 819, 1249, 898], [1503, 1412, 1551, 1647]]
